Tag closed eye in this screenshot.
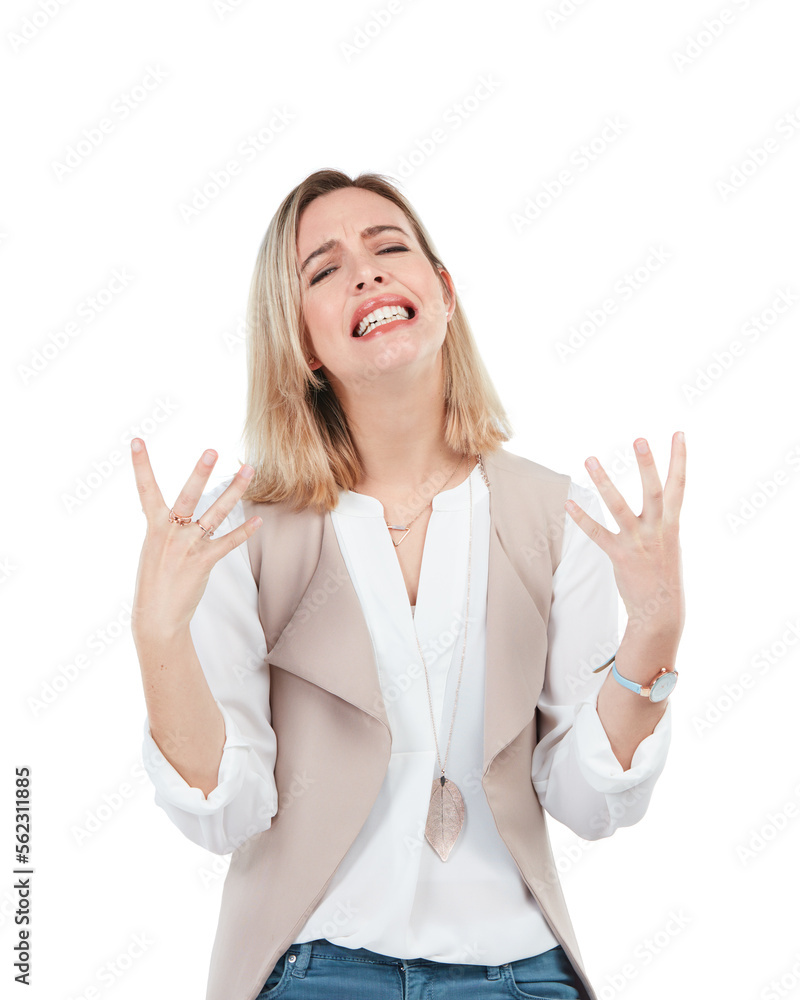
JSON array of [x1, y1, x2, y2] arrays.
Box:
[[309, 245, 410, 286]]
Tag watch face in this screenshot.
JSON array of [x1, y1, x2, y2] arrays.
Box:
[[650, 671, 677, 702]]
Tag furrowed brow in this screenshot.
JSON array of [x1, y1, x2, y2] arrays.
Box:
[[299, 225, 411, 275]]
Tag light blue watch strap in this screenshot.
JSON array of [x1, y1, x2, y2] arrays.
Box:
[[594, 653, 677, 702], [591, 652, 643, 692], [611, 659, 643, 695]]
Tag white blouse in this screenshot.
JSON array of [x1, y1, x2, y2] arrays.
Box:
[[141, 459, 671, 966]]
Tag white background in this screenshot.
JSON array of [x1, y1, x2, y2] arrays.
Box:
[[3, 1, 799, 998]]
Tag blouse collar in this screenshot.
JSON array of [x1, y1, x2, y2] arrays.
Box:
[[335, 459, 487, 518]]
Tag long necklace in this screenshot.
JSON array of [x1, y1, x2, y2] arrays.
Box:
[[353, 452, 491, 861], [413, 458, 475, 861]]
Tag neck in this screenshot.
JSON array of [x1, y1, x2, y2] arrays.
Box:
[[335, 352, 465, 496]]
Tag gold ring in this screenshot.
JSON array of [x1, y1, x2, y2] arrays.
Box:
[[168, 508, 194, 525]]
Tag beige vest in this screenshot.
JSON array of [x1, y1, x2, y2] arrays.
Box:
[[205, 447, 599, 1000]]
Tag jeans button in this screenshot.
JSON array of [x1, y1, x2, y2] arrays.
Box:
[[288, 955, 296, 963]]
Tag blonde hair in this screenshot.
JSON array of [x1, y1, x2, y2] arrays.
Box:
[[238, 168, 513, 513]]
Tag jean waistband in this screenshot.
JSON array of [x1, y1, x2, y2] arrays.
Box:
[[283, 939, 504, 980]]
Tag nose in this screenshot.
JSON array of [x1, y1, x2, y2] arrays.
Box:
[[351, 248, 385, 290]]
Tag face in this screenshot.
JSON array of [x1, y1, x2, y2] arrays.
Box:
[[295, 187, 455, 392]]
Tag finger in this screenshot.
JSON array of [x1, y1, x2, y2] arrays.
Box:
[[208, 508, 263, 561], [564, 498, 617, 555], [170, 449, 220, 518], [632, 438, 664, 521], [584, 456, 637, 530], [131, 438, 167, 521], [193, 465, 256, 537], [663, 431, 686, 525]]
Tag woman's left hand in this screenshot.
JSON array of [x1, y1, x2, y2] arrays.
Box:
[[565, 432, 686, 648]]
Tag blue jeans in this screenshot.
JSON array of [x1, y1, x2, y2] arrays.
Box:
[[255, 938, 584, 999]]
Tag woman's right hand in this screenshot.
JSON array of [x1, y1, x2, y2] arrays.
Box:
[[130, 439, 263, 645]]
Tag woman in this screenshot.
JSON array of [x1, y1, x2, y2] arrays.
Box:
[[131, 169, 685, 1000]]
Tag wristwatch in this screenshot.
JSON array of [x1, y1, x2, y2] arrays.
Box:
[[593, 654, 677, 703]]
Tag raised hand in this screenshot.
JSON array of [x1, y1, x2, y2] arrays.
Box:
[[130, 439, 263, 644], [565, 432, 686, 648]]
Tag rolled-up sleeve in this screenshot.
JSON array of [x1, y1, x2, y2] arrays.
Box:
[[531, 481, 671, 840], [141, 479, 278, 854]]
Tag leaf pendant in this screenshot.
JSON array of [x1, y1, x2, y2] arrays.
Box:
[[425, 776, 465, 861]]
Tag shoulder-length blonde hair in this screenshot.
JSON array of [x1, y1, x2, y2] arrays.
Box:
[[238, 168, 513, 513]]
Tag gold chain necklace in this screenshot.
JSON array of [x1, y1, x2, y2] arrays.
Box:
[[352, 453, 466, 547]]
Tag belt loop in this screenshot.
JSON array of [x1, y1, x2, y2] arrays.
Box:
[[288, 941, 313, 978], [485, 964, 502, 980]]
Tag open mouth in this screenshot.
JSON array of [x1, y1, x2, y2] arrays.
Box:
[[352, 305, 416, 338]]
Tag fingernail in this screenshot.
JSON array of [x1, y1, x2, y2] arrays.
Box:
[[202, 450, 216, 465], [131, 439, 142, 452], [585, 457, 599, 470], [676, 431, 685, 443], [241, 464, 255, 478], [635, 439, 649, 454]]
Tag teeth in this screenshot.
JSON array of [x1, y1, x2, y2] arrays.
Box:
[[354, 305, 410, 337]]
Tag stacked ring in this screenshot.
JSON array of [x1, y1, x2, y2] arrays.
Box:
[[168, 508, 193, 525], [168, 508, 214, 537]]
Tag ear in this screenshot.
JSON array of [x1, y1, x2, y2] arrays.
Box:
[[300, 323, 321, 369], [437, 267, 456, 322]]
